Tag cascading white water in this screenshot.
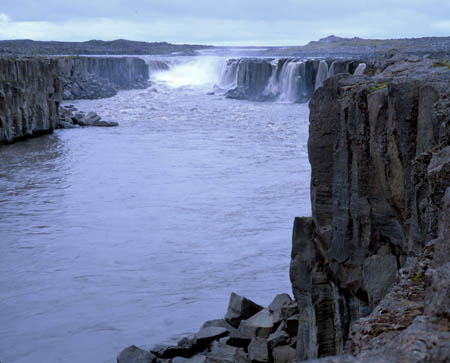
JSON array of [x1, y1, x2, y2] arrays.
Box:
[[278, 60, 306, 103], [315, 60, 329, 90], [354, 63, 367, 75], [219, 59, 239, 89], [328, 61, 336, 78], [262, 59, 281, 98], [152, 56, 224, 88], [147, 59, 170, 73], [262, 59, 307, 102]]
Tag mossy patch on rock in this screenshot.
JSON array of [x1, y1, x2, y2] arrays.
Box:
[[432, 60, 450, 69], [368, 82, 388, 94]]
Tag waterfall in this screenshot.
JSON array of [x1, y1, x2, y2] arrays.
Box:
[[315, 60, 329, 90], [328, 60, 350, 78], [219, 59, 239, 89], [354, 63, 367, 75], [151, 57, 224, 88], [278, 60, 306, 102], [261, 59, 308, 102], [220, 57, 351, 102], [263, 59, 283, 98], [147, 60, 170, 73]]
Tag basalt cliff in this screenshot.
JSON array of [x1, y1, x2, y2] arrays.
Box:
[[291, 56, 449, 361], [0, 56, 150, 144]]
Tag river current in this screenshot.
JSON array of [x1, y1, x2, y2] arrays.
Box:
[[0, 56, 311, 363]]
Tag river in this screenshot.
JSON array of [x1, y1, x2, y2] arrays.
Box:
[[0, 56, 311, 363]]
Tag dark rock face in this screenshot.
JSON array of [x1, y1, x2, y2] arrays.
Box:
[[0, 56, 148, 144], [58, 56, 149, 100], [0, 56, 63, 144], [291, 57, 450, 361]]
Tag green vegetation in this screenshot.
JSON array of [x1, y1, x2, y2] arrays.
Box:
[[432, 60, 450, 69], [412, 272, 425, 283], [368, 82, 388, 94]]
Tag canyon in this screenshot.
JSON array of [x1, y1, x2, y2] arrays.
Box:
[[0, 44, 448, 363]]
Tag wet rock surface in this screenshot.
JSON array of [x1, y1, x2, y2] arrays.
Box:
[[59, 106, 118, 128]]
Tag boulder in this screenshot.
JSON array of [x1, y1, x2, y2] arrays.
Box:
[[117, 345, 156, 363], [194, 326, 229, 349], [173, 356, 207, 363], [267, 322, 290, 350], [271, 345, 296, 363], [225, 293, 264, 328], [58, 121, 77, 129], [239, 309, 276, 339], [268, 294, 297, 321], [268, 294, 293, 312], [205, 341, 249, 363], [248, 337, 269, 362], [91, 120, 119, 127], [150, 344, 193, 359], [201, 319, 231, 330], [227, 328, 252, 349]]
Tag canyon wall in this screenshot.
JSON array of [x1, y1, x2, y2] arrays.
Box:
[[290, 57, 450, 361], [0, 57, 63, 144], [58, 56, 149, 100], [0, 56, 151, 144]]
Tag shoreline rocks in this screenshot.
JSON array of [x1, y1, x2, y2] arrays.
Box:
[[117, 293, 299, 363], [59, 106, 118, 128]]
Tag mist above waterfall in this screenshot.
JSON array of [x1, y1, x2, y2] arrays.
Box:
[[152, 56, 225, 88]]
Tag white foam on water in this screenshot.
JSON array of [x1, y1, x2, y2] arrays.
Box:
[[152, 56, 225, 88]]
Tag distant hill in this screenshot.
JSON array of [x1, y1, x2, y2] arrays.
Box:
[[312, 35, 363, 44], [262, 35, 450, 58], [0, 39, 212, 56]]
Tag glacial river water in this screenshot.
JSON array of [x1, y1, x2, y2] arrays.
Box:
[[0, 56, 311, 363]]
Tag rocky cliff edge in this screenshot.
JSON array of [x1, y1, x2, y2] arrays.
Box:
[[290, 56, 449, 361]]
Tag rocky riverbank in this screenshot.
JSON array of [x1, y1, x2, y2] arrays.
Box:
[[0, 55, 149, 144], [117, 54, 449, 362], [58, 56, 149, 100]]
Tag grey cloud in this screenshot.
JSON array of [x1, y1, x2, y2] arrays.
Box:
[[0, 0, 449, 44], [3, 0, 449, 22]]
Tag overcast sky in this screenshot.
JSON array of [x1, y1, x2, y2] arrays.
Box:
[[0, 0, 449, 45]]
